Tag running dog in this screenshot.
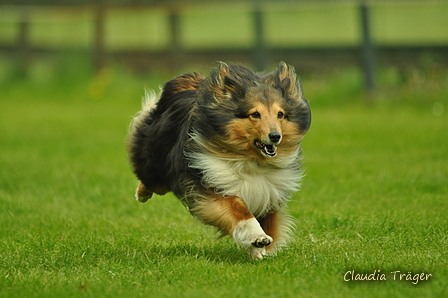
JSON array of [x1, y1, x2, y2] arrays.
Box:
[[127, 62, 311, 259]]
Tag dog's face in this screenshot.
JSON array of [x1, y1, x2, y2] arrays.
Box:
[[224, 86, 299, 159], [199, 62, 311, 161]]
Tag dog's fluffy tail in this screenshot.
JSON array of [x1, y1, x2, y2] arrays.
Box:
[[128, 89, 160, 133]]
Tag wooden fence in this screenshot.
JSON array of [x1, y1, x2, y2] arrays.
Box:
[[1, 0, 448, 91]]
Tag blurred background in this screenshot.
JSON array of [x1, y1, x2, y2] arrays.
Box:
[[0, 0, 447, 98], [1, 3, 447, 294]]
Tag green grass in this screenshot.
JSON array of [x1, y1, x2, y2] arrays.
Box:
[[0, 66, 447, 297]]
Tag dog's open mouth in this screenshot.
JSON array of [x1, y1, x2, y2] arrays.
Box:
[[254, 139, 277, 158]]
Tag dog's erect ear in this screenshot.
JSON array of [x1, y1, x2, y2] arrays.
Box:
[[267, 62, 303, 100], [210, 62, 244, 99], [213, 61, 229, 87]]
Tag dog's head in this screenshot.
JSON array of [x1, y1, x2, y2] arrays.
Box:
[[197, 62, 311, 161]]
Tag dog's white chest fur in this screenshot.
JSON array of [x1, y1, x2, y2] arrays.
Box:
[[189, 152, 302, 217]]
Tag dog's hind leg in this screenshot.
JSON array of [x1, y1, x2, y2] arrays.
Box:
[[135, 181, 153, 202], [191, 195, 273, 259]]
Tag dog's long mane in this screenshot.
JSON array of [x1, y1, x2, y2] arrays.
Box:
[[186, 147, 303, 217]]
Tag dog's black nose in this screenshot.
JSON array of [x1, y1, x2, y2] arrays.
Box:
[[269, 132, 281, 143]]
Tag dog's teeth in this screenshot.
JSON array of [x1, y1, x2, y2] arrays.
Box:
[[254, 140, 277, 157], [262, 145, 277, 157], [265, 145, 276, 153]]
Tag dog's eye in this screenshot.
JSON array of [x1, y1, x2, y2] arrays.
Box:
[[278, 112, 285, 119], [250, 112, 261, 119]]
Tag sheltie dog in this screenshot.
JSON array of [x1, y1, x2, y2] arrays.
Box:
[[127, 62, 311, 259]]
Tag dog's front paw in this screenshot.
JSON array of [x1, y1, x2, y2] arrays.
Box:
[[250, 247, 267, 259], [250, 235, 273, 259], [232, 218, 274, 259], [252, 234, 273, 248]]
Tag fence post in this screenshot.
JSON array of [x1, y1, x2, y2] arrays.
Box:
[[169, 9, 182, 71], [253, 0, 268, 71], [94, 2, 106, 73], [17, 7, 30, 78], [360, 1, 376, 93]]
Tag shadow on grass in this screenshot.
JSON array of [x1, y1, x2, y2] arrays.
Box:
[[144, 241, 262, 264]]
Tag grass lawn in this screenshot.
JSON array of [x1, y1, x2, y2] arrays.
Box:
[[0, 68, 447, 297]]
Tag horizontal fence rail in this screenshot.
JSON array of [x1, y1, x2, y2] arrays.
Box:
[[1, 0, 447, 91]]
